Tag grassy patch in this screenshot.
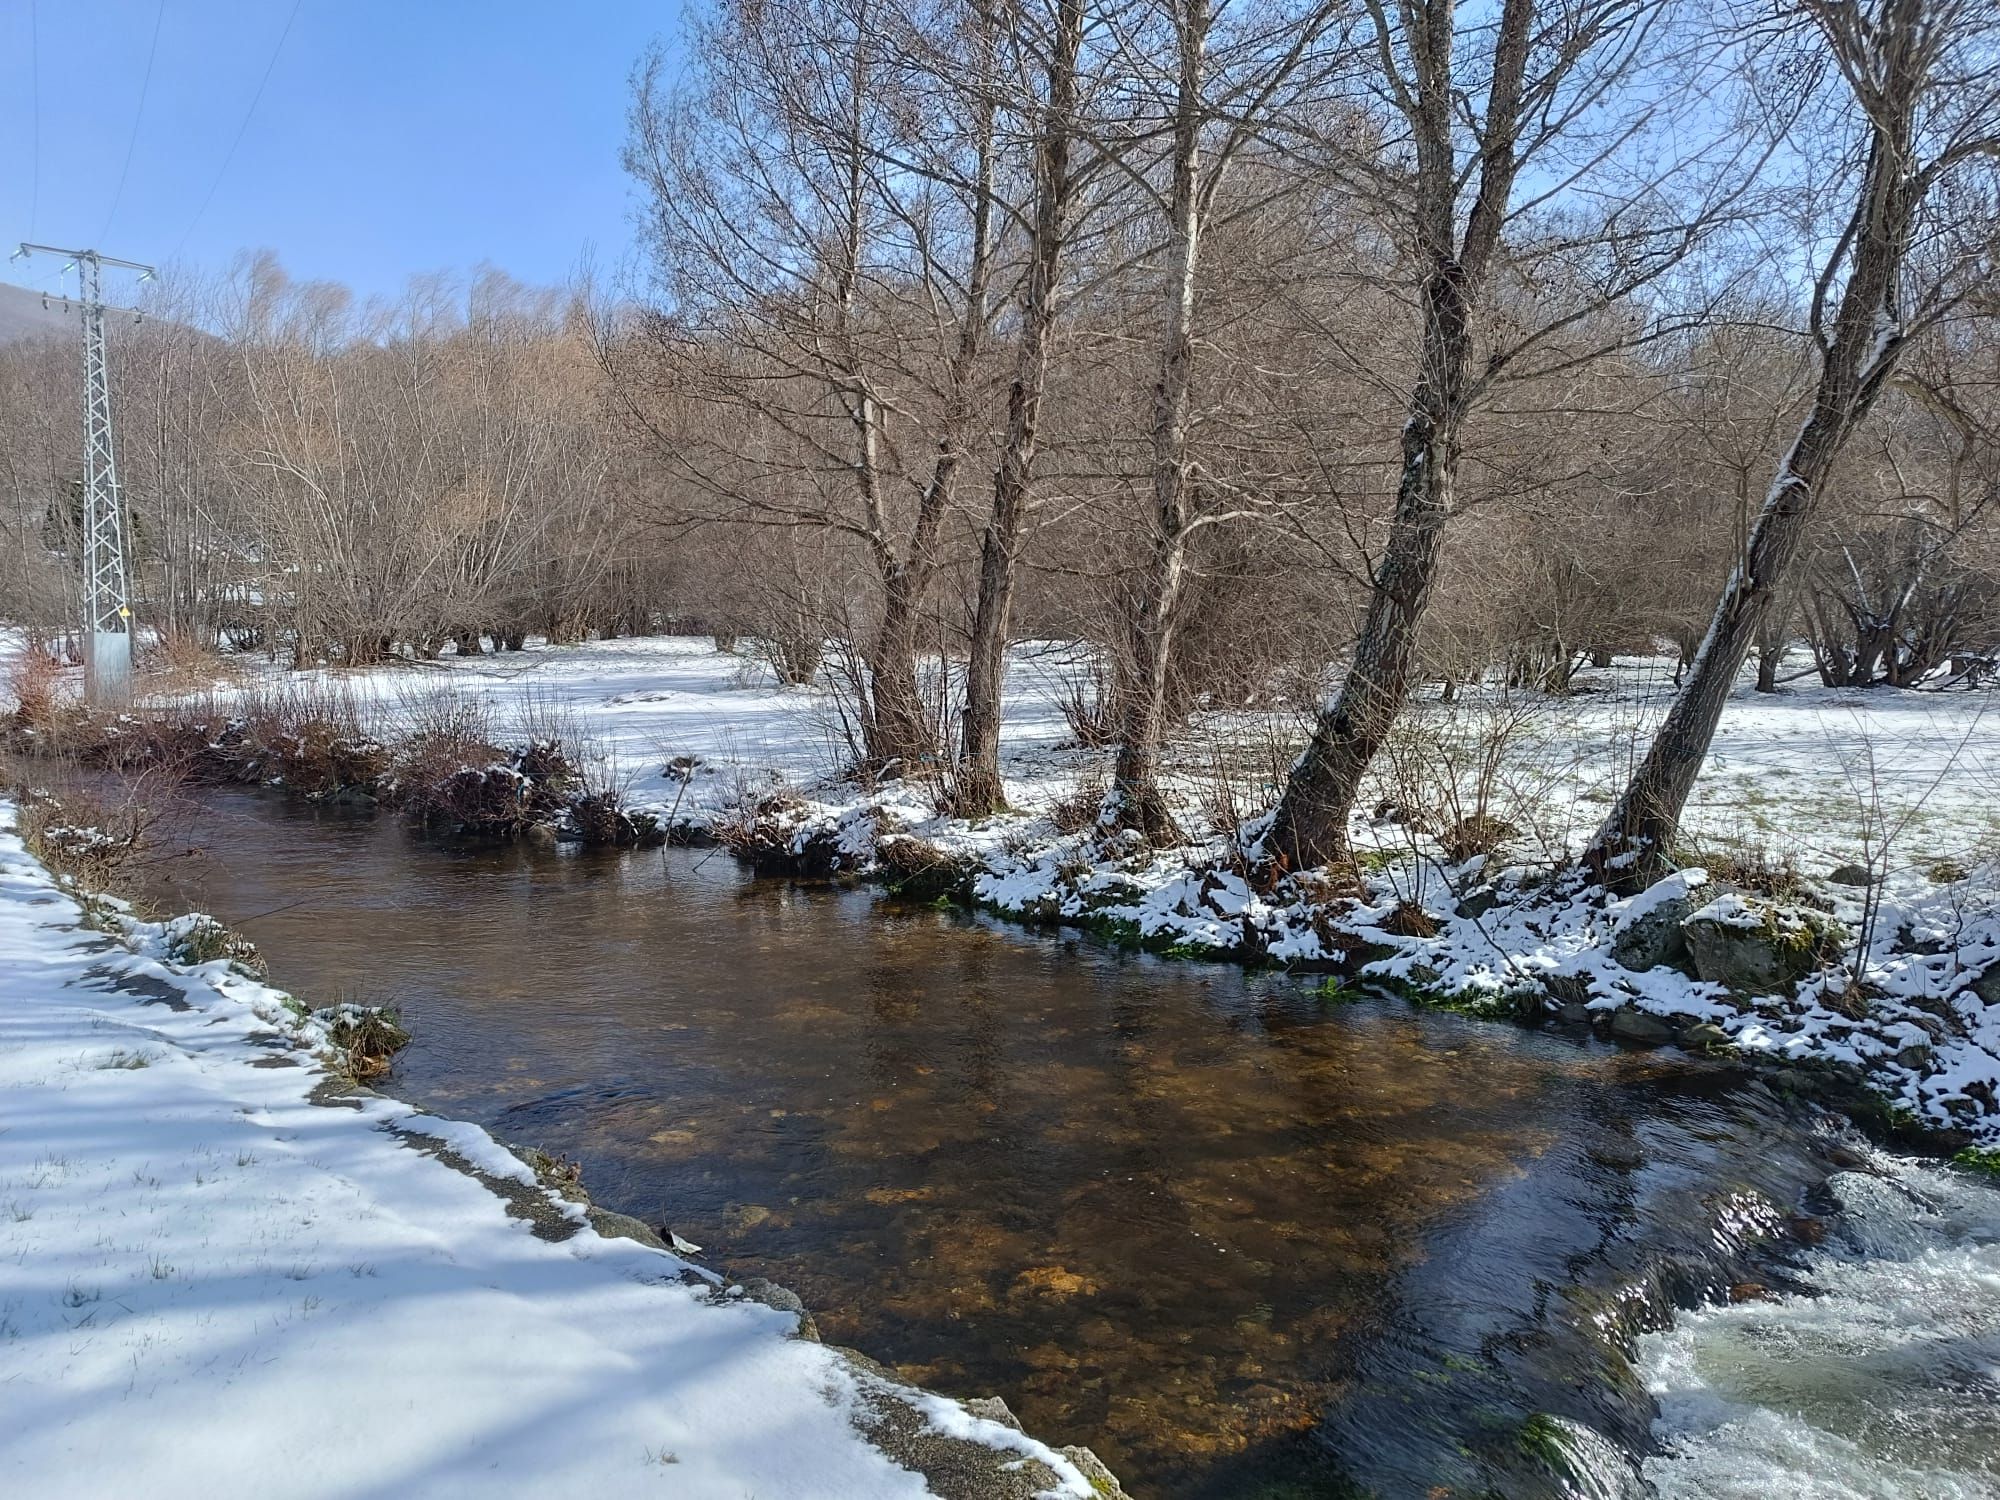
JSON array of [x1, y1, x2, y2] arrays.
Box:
[[316, 1005, 412, 1082]]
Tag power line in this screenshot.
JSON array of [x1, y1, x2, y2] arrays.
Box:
[[171, 0, 305, 265], [100, 0, 168, 243]]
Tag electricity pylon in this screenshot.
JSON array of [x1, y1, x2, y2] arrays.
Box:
[[14, 243, 155, 704]]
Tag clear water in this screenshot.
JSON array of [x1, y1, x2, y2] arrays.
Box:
[[128, 788, 1998, 1499]]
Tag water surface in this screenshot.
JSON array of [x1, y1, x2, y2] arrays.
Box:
[[141, 790, 1868, 1498]]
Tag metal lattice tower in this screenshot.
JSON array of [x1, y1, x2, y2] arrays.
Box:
[[15, 244, 155, 703]]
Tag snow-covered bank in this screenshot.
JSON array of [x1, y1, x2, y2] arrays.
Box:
[[10, 632, 2000, 1145], [0, 806, 1110, 1500]]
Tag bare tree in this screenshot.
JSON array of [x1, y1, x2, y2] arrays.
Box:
[[957, 0, 1091, 815], [625, 0, 1013, 774], [1265, 0, 1743, 869], [1104, 0, 1350, 840], [1590, 0, 2000, 884]]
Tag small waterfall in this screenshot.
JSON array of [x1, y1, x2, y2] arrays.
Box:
[[1639, 1155, 2000, 1499]]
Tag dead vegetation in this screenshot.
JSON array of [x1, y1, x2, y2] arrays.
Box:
[[315, 1003, 413, 1083]]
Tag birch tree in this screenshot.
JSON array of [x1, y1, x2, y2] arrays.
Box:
[[1104, 0, 1352, 840], [957, 0, 1093, 815]]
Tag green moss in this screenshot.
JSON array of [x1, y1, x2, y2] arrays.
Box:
[[1952, 1146, 2000, 1177], [1517, 1413, 1576, 1475]]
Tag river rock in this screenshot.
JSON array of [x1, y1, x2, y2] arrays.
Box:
[[1682, 893, 1845, 996], [733, 1277, 820, 1342], [1970, 963, 2000, 1006], [585, 1207, 668, 1251], [1609, 1008, 1676, 1046], [1679, 1022, 1732, 1052], [1609, 873, 1713, 974]]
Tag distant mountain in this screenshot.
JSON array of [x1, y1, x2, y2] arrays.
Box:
[[0, 280, 83, 345], [0, 280, 151, 346]]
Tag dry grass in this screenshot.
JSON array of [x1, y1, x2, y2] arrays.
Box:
[[316, 1003, 412, 1082], [6, 767, 178, 896]]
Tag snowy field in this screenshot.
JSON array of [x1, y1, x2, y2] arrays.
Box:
[[0, 807, 1100, 1500], [72, 631, 2000, 879]]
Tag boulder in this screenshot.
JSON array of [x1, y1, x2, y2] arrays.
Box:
[[585, 1208, 668, 1251], [1455, 885, 1501, 920], [733, 1277, 820, 1342], [1609, 1008, 1676, 1047], [1609, 876, 1716, 974], [1682, 893, 1845, 996]]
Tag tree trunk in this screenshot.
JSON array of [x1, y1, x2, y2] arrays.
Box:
[[864, 567, 932, 773], [1264, 0, 1534, 870], [1109, 0, 1208, 844], [1264, 368, 1461, 868], [957, 0, 1082, 817], [1754, 641, 1781, 693], [1587, 71, 1922, 885], [860, 16, 998, 778]]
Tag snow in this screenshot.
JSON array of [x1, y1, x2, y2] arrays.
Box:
[[11, 631, 2000, 1130], [0, 804, 1094, 1500]]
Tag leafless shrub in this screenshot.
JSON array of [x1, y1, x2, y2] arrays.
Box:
[[7, 765, 182, 897], [1375, 697, 1542, 866], [385, 685, 523, 831], [875, 834, 973, 901], [1049, 763, 1110, 836], [1056, 656, 1120, 750], [3, 650, 65, 734]]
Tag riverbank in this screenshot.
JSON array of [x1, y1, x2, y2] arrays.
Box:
[[0, 803, 1117, 1500], [7, 631, 1999, 1152]]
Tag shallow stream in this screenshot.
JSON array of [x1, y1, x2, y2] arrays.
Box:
[[136, 790, 1999, 1499]]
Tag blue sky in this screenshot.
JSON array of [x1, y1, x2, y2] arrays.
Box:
[[1, 1, 684, 304]]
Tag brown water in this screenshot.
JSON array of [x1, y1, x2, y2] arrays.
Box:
[[139, 790, 1847, 1500]]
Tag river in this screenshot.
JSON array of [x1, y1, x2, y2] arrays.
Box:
[[134, 789, 2000, 1500]]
